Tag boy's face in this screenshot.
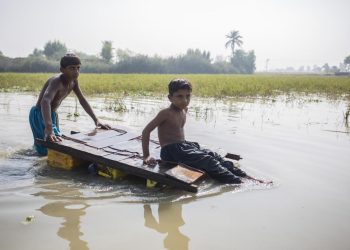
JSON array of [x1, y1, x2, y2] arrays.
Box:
[[60, 64, 80, 79], [169, 89, 192, 110]]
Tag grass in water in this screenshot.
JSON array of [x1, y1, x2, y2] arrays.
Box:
[[104, 97, 127, 112], [0, 73, 350, 98], [345, 104, 350, 127]]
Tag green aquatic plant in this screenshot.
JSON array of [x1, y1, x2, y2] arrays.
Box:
[[74, 97, 80, 117], [344, 104, 350, 127], [104, 97, 127, 112]]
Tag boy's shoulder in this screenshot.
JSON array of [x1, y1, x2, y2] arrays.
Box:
[[156, 106, 187, 120], [158, 106, 176, 115], [47, 74, 63, 84], [47, 74, 77, 88]]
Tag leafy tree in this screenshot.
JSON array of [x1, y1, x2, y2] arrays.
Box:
[[163, 49, 214, 73], [100, 41, 113, 63], [322, 63, 330, 73], [344, 55, 350, 71], [1, 43, 258, 74], [231, 49, 256, 74], [330, 65, 339, 73], [312, 65, 322, 73], [225, 30, 243, 55], [0, 54, 11, 72], [116, 54, 165, 73], [43, 40, 67, 60], [115, 48, 134, 62], [74, 51, 101, 62], [30, 48, 44, 57], [186, 49, 211, 62]]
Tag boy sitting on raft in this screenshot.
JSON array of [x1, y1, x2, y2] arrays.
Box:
[[29, 53, 110, 155], [142, 78, 270, 184]]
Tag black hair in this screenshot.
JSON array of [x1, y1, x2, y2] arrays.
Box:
[[60, 53, 81, 68], [168, 78, 192, 96]]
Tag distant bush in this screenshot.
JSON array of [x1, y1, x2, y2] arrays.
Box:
[[0, 48, 256, 74]]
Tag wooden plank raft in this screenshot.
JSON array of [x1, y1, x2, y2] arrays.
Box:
[[35, 128, 207, 193]]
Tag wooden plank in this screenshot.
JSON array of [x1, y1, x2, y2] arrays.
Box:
[[100, 157, 198, 192], [86, 137, 121, 149], [35, 138, 198, 192], [86, 131, 140, 148], [109, 140, 143, 154], [165, 164, 205, 184], [65, 128, 125, 143], [103, 142, 160, 159], [55, 139, 111, 157], [103, 153, 135, 162]]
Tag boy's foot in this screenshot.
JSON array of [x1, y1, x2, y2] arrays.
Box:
[[222, 161, 247, 178], [209, 165, 242, 184], [217, 175, 242, 184], [228, 176, 242, 184]]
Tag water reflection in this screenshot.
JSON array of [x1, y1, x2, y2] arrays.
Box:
[[144, 202, 189, 250], [34, 182, 89, 250]]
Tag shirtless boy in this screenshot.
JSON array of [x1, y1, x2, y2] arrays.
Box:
[[142, 78, 270, 184], [29, 53, 110, 155]]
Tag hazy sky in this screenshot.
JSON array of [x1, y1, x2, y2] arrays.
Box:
[[1, 0, 349, 71]]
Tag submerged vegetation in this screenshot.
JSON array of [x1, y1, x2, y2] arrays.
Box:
[[345, 103, 350, 127], [104, 96, 127, 112], [0, 73, 349, 98]]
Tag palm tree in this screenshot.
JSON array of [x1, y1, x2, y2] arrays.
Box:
[[225, 30, 243, 55]]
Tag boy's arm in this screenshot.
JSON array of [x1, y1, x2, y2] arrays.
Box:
[[41, 81, 62, 142], [73, 83, 111, 129], [142, 110, 166, 165]]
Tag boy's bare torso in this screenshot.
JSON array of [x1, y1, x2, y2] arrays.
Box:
[[158, 106, 187, 147], [36, 74, 76, 111]]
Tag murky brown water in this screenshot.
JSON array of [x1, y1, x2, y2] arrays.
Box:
[[0, 92, 349, 250]]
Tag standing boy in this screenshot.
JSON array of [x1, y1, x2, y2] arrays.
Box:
[[142, 78, 269, 184], [29, 53, 110, 155]]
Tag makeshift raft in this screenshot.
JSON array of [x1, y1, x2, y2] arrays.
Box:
[[35, 127, 241, 193]]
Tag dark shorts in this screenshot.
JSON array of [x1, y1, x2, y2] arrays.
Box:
[[161, 141, 246, 184]]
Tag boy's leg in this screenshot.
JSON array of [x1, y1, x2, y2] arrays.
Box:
[[161, 142, 241, 184], [28, 107, 61, 156], [185, 152, 242, 184], [51, 111, 61, 136], [29, 106, 47, 155], [55, 112, 60, 130], [198, 145, 247, 178], [220, 160, 247, 177]]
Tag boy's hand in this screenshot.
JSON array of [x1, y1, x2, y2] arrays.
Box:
[[95, 119, 111, 129], [143, 156, 157, 166], [44, 129, 62, 142]]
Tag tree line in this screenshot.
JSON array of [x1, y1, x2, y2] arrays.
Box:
[[0, 30, 256, 74]]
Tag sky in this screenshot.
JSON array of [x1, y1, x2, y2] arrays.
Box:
[[0, 0, 349, 71]]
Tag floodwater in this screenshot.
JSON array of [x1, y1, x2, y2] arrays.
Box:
[[0, 92, 349, 250]]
